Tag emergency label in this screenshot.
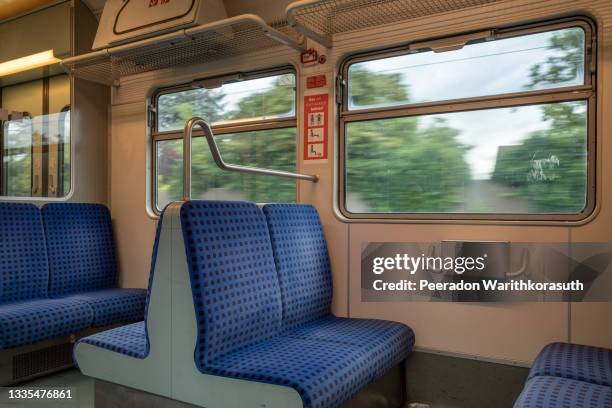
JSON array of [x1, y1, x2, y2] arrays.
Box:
[[303, 94, 328, 161]]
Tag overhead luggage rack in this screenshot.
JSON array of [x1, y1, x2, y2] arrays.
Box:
[[286, 0, 504, 48], [62, 15, 304, 86]]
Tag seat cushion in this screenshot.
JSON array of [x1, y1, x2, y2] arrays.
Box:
[[514, 376, 612, 408], [529, 343, 612, 387], [180, 201, 283, 367], [0, 298, 92, 349], [286, 316, 414, 347], [0, 203, 49, 303], [206, 336, 385, 408], [60, 288, 146, 327], [263, 204, 333, 330], [78, 321, 148, 359], [286, 316, 414, 374], [42, 203, 118, 296]]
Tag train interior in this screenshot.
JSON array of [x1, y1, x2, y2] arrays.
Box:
[[0, 0, 611, 407]]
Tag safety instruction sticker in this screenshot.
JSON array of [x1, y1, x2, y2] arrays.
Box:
[[303, 94, 328, 161]]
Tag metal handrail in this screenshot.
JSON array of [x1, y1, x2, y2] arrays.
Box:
[[183, 117, 318, 201]]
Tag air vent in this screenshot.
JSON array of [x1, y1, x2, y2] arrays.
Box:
[[12, 343, 73, 381]]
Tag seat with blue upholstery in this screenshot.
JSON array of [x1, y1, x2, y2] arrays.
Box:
[[74, 200, 413, 407], [78, 321, 148, 359], [77, 212, 166, 360], [528, 342, 612, 387], [182, 201, 413, 408], [514, 376, 612, 408], [262, 204, 415, 360], [515, 342, 612, 407], [42, 204, 146, 327], [0, 203, 92, 349]]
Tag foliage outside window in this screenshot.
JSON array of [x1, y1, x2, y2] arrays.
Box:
[[340, 20, 595, 220], [153, 70, 297, 211]]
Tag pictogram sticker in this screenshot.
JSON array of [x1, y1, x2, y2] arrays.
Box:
[[303, 94, 328, 161]]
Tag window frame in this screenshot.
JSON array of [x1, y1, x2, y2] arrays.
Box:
[[337, 17, 597, 223], [150, 66, 298, 213]]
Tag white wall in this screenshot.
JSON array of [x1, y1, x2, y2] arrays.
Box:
[[110, 0, 612, 366]]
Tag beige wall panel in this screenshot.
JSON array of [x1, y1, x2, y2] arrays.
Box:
[[110, 102, 157, 288], [570, 303, 612, 348], [349, 224, 569, 364], [2, 79, 43, 115], [301, 169, 349, 317], [49, 75, 70, 113], [568, 27, 612, 348], [299, 67, 349, 317], [70, 78, 109, 204]]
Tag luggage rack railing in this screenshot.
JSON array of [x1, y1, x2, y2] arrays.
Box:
[[183, 117, 318, 201]]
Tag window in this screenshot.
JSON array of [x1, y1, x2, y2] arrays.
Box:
[[339, 19, 595, 221], [0, 74, 71, 199], [153, 69, 297, 211]]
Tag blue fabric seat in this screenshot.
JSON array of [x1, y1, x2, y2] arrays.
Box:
[[286, 315, 415, 349], [514, 376, 612, 408], [76, 213, 166, 358], [207, 335, 383, 408], [528, 343, 612, 387], [61, 288, 146, 327], [262, 204, 333, 331], [0, 203, 51, 304], [0, 298, 92, 349], [263, 203, 414, 379], [0, 203, 94, 349], [42, 203, 146, 327], [286, 316, 414, 377], [78, 321, 148, 359], [179, 201, 414, 408]]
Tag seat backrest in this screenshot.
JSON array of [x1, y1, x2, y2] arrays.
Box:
[[262, 204, 332, 330], [42, 203, 117, 296], [0, 203, 49, 303], [180, 200, 282, 366], [142, 209, 166, 353]]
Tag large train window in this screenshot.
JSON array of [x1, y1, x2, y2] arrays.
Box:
[[339, 19, 595, 221], [0, 75, 71, 199], [152, 68, 297, 211]]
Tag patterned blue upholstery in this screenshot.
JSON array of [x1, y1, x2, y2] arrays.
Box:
[[0, 298, 92, 349], [61, 289, 146, 327], [207, 335, 381, 408], [180, 200, 283, 366], [529, 343, 612, 388], [78, 322, 148, 359], [262, 204, 333, 330], [42, 204, 117, 296], [514, 376, 612, 408], [74, 214, 166, 359], [179, 200, 413, 408], [0, 203, 49, 303], [283, 315, 415, 353]]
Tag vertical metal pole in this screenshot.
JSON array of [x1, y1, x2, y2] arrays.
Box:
[[182, 118, 197, 201]]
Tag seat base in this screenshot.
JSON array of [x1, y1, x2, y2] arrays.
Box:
[[94, 363, 406, 408], [0, 324, 125, 386]]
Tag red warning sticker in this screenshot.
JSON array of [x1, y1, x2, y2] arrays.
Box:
[[303, 94, 328, 161]]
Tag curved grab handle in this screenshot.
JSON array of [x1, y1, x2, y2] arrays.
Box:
[[183, 117, 318, 200], [506, 249, 529, 278]]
